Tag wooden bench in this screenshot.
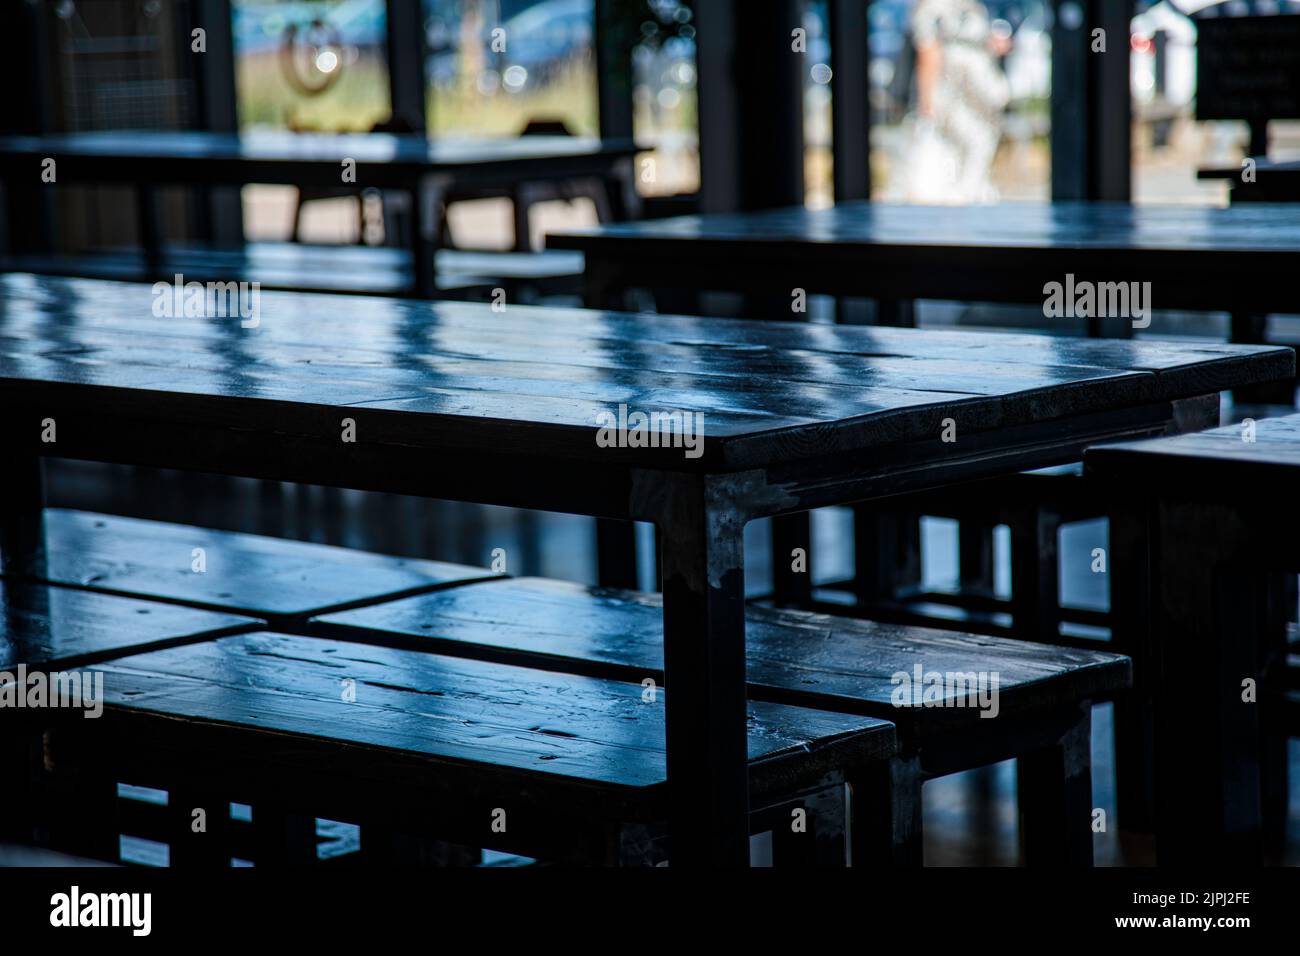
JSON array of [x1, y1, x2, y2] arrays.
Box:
[[0, 580, 256, 856], [1, 509, 498, 628], [311, 576, 1133, 865], [1086, 411, 1300, 864], [28, 632, 897, 867], [0, 244, 585, 300]]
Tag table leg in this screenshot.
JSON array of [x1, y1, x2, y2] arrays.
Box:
[[412, 174, 449, 299], [1018, 702, 1094, 866], [1152, 500, 1262, 865], [0, 453, 45, 577], [656, 475, 750, 866], [1108, 500, 1156, 833], [603, 156, 641, 222]]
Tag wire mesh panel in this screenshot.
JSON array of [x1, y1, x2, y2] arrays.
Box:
[[53, 0, 196, 131]]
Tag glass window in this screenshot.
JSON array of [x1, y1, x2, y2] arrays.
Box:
[[423, 0, 598, 137], [631, 0, 700, 197], [231, 0, 392, 132], [870, 0, 1052, 203], [1129, 0, 1300, 206]]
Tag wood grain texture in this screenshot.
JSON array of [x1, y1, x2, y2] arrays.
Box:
[[0, 274, 1287, 473], [0, 580, 254, 669], [0, 509, 495, 620], [81, 631, 895, 795], [312, 576, 1132, 735]]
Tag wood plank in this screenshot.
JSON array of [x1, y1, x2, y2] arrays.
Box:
[[0, 581, 254, 669], [311, 576, 1131, 735], [80, 631, 895, 796], [1, 510, 496, 620]]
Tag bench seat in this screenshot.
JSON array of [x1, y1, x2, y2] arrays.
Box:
[[312, 576, 1131, 736], [0, 582, 258, 855], [312, 576, 1131, 865], [1, 509, 497, 625], [0, 580, 255, 671], [30, 632, 896, 866]]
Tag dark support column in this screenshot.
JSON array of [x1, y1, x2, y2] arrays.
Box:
[[1051, 0, 1131, 203], [385, 0, 428, 132], [695, 0, 804, 214], [829, 0, 870, 202], [594, 0, 635, 141], [657, 475, 750, 866], [192, 0, 242, 246]]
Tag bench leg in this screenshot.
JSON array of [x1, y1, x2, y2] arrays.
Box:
[[771, 513, 813, 606], [360, 825, 481, 866], [36, 725, 120, 862], [167, 785, 230, 868], [1107, 501, 1157, 834], [251, 804, 318, 866], [848, 754, 923, 867], [852, 505, 922, 604], [1009, 504, 1060, 643], [959, 519, 997, 599], [1152, 501, 1262, 865], [1018, 702, 1094, 867]]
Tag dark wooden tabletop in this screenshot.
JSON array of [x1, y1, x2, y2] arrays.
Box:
[[0, 274, 1289, 486], [548, 200, 1300, 311], [0, 131, 639, 188]]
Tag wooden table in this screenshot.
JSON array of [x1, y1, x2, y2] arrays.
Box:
[[0, 273, 1290, 865], [548, 200, 1300, 322], [0, 130, 638, 298], [1199, 158, 1300, 202]]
